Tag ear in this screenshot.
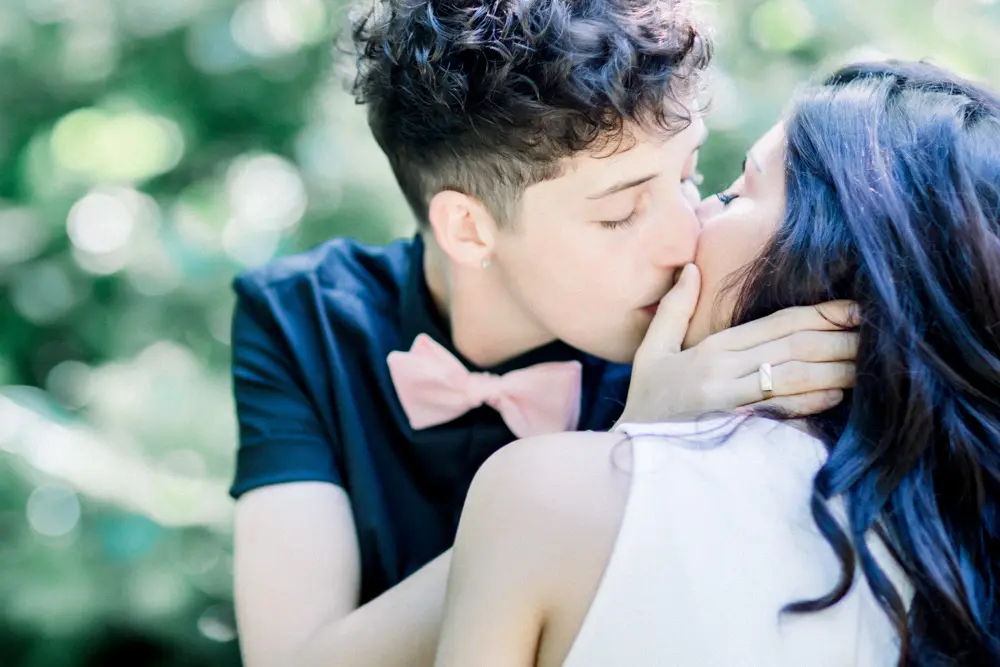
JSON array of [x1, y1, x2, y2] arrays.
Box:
[[427, 190, 497, 269]]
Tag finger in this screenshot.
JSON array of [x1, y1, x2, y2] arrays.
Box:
[[711, 300, 859, 352], [730, 331, 859, 377], [728, 360, 856, 406], [740, 389, 845, 417], [640, 264, 701, 355]]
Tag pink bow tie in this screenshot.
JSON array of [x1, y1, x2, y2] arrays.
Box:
[[387, 334, 582, 439]]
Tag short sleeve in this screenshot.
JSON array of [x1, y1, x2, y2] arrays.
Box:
[[228, 276, 342, 499]]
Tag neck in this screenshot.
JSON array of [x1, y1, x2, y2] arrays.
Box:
[[422, 235, 555, 368]]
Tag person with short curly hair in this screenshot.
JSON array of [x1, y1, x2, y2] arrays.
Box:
[[229, 2, 859, 666], [353, 0, 711, 231], [436, 60, 1000, 667]]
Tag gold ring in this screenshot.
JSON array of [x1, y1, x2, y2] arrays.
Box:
[[759, 363, 774, 395]]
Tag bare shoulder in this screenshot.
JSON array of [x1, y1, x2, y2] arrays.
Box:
[[476, 429, 632, 477], [467, 430, 633, 537], [458, 431, 633, 666]]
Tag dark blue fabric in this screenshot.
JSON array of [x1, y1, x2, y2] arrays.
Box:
[[229, 234, 631, 602]]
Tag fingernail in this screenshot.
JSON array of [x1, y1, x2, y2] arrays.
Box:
[[847, 303, 861, 325]]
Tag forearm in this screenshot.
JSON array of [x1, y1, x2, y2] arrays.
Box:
[[293, 550, 452, 667]]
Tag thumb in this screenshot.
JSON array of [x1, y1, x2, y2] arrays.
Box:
[[642, 263, 701, 355]]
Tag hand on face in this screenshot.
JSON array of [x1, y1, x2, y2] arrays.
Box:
[[479, 118, 709, 364], [619, 123, 860, 423], [619, 274, 858, 423]]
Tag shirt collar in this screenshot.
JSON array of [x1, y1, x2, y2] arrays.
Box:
[[399, 234, 585, 375]]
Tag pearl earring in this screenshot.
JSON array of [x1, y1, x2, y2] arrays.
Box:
[[481, 257, 492, 269]]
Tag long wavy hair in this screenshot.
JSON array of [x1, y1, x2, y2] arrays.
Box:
[[728, 61, 1000, 666]]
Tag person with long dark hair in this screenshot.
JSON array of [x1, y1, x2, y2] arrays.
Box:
[[230, 2, 860, 664], [434, 61, 1000, 667]]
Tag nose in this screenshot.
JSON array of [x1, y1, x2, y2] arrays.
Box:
[[696, 192, 725, 224], [681, 179, 701, 210], [648, 206, 698, 268]]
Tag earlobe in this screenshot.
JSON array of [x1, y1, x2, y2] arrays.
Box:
[[428, 190, 496, 269]]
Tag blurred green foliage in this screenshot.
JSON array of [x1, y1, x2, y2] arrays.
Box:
[[0, 0, 997, 664]]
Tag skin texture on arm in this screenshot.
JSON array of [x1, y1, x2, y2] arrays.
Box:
[[435, 431, 631, 667], [234, 481, 450, 667], [234, 482, 360, 667]]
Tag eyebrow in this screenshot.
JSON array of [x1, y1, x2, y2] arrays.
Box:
[[586, 173, 659, 200], [587, 127, 710, 200]]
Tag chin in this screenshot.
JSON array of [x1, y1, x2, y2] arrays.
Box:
[[550, 316, 647, 364], [603, 348, 640, 364], [567, 334, 642, 365]]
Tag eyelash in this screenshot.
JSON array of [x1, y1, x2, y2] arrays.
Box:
[[599, 163, 700, 230], [601, 172, 699, 230], [717, 192, 739, 206], [600, 210, 638, 230]]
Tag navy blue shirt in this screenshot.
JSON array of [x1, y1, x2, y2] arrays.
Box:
[[230, 235, 631, 603]]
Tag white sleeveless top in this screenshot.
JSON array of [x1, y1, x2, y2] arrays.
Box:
[[562, 417, 913, 667]]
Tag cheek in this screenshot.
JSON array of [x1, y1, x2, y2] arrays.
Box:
[[529, 234, 630, 311], [500, 228, 606, 304], [689, 208, 779, 340], [500, 226, 638, 337], [695, 216, 764, 293]]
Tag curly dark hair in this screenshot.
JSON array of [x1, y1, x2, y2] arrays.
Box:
[[351, 0, 712, 226]]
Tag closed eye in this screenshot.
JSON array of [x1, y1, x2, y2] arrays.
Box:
[[599, 210, 638, 230]]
